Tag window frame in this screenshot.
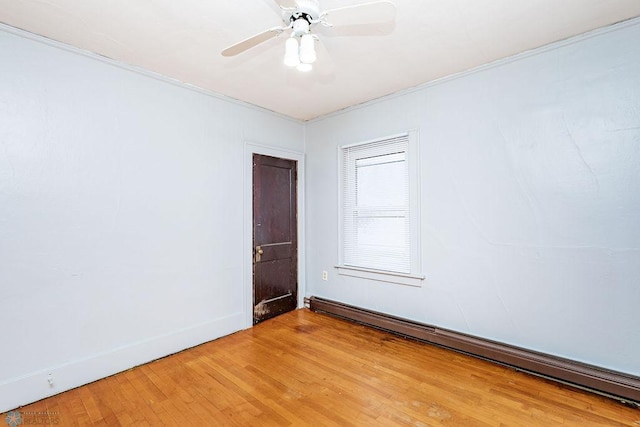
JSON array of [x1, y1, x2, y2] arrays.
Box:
[[336, 130, 424, 287]]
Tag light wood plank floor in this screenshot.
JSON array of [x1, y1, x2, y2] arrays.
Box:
[[3, 309, 639, 426]]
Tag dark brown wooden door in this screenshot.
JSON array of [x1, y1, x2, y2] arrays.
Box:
[[253, 154, 298, 324]]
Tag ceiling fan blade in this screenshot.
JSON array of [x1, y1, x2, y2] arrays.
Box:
[[272, 0, 298, 9], [221, 27, 285, 57], [261, 0, 295, 16], [321, 1, 397, 27]]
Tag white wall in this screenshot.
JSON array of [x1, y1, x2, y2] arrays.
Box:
[[2, 18, 639, 413], [0, 27, 304, 411], [305, 20, 640, 375]]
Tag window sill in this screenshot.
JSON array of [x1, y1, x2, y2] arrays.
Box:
[[335, 265, 425, 288]]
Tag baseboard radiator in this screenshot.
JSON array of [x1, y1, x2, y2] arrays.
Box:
[[308, 296, 640, 407]]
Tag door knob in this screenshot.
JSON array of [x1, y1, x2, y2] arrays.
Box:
[[255, 246, 263, 262]]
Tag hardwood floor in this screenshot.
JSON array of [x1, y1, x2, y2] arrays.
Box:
[[3, 309, 639, 426]]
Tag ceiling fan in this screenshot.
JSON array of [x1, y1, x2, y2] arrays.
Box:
[[221, 0, 397, 72]]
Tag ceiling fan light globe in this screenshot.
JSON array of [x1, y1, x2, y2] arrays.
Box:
[[297, 63, 313, 72], [284, 37, 300, 67], [299, 34, 316, 64]]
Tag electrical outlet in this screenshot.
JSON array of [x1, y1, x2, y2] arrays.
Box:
[[322, 271, 328, 281]]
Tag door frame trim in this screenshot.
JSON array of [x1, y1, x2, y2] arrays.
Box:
[[244, 142, 306, 329]]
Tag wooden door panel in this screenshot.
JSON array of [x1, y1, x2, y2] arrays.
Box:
[[254, 259, 296, 320], [257, 242, 292, 263], [253, 154, 297, 324], [254, 159, 294, 244]]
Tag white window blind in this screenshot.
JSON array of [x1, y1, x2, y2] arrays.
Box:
[[341, 134, 412, 274]]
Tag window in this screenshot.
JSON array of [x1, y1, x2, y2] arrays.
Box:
[[338, 131, 423, 286]]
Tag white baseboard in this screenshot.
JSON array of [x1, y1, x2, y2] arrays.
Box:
[[0, 312, 245, 413]]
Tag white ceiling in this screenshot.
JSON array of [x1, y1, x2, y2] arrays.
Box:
[[2, 0, 640, 121]]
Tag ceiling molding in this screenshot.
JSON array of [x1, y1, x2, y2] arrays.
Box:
[[307, 15, 640, 124], [0, 22, 304, 125]]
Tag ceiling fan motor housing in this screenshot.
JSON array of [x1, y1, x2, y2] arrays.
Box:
[[283, 0, 320, 34], [292, 16, 312, 35]]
